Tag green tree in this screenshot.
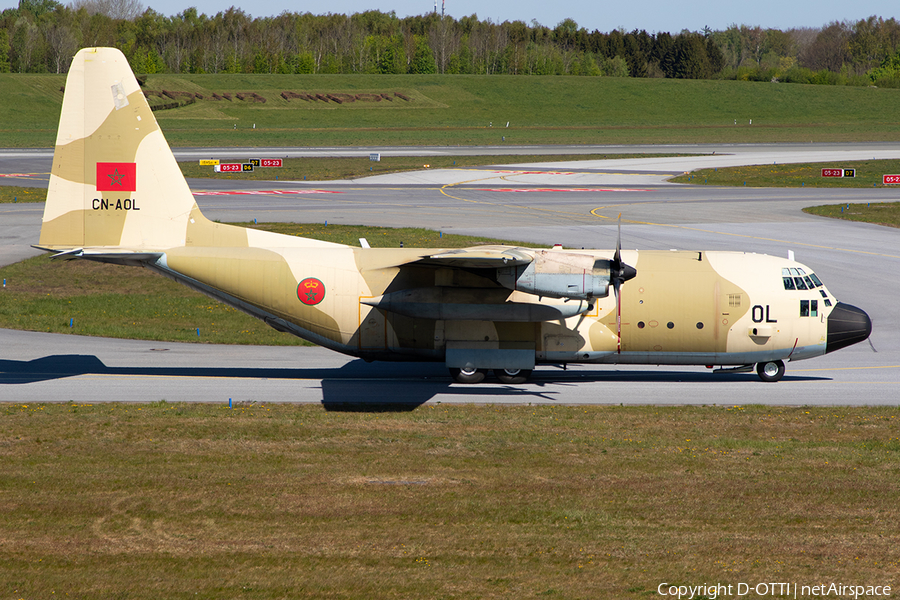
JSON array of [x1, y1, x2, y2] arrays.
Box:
[[706, 36, 725, 74], [17, 0, 62, 18], [577, 52, 601, 75], [373, 34, 404, 74], [408, 34, 436, 73], [672, 33, 712, 79], [295, 51, 315, 73], [601, 55, 629, 77], [0, 29, 10, 72]]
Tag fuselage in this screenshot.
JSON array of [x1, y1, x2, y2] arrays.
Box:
[[149, 242, 859, 369]]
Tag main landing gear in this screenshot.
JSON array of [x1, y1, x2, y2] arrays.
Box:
[[449, 367, 533, 384], [448, 366, 487, 384], [451, 363, 786, 383], [493, 368, 533, 384], [756, 360, 785, 382]]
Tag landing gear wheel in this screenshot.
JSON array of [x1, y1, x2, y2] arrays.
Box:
[[756, 360, 785, 382], [450, 366, 487, 384], [493, 368, 533, 384]]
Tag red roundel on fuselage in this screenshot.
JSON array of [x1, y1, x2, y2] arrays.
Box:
[[297, 277, 325, 305]]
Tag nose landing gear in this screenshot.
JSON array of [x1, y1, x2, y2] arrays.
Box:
[[756, 360, 785, 382]]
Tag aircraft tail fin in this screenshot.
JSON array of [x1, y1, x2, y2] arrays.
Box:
[[38, 47, 199, 252]]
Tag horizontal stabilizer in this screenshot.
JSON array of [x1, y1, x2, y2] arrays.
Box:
[[38, 246, 163, 266]]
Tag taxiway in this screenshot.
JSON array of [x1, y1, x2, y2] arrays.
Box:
[[1, 145, 897, 404]]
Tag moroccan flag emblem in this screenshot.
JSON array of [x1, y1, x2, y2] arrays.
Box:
[[297, 277, 325, 306], [96, 162, 137, 191]]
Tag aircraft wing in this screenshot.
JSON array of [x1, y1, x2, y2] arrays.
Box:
[[406, 245, 617, 302], [413, 247, 533, 269]]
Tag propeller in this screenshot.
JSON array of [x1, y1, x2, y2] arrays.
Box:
[[609, 213, 637, 353]]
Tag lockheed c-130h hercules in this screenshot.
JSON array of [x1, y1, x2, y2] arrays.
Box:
[[36, 48, 872, 384]]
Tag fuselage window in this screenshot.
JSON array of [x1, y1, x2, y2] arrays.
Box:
[[794, 277, 808, 290], [810, 299, 818, 317], [803, 276, 815, 289], [783, 277, 796, 290], [800, 300, 809, 317], [809, 273, 823, 287], [824, 298, 832, 307]]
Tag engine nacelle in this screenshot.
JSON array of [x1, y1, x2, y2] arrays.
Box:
[[497, 250, 611, 300]]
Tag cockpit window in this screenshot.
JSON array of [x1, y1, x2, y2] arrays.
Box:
[[782, 267, 825, 291]]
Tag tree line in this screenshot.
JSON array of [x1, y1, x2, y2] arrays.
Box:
[[2, 0, 899, 88]]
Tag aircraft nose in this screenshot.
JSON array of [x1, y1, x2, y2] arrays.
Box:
[[826, 302, 872, 354]]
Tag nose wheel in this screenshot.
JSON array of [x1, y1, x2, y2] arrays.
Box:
[[756, 360, 785, 382]]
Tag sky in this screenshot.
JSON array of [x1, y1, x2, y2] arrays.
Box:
[[111, 0, 895, 33]]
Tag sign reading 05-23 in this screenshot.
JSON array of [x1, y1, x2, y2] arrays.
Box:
[[94, 162, 140, 210], [297, 277, 326, 305]]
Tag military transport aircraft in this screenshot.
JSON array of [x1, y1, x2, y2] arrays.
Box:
[[35, 47, 872, 383]]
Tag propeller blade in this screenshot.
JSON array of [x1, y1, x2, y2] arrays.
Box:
[[616, 213, 622, 258], [610, 213, 633, 354], [610, 213, 636, 286], [615, 279, 622, 354]]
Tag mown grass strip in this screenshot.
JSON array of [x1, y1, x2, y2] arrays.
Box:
[[0, 185, 45, 203], [0, 223, 540, 343], [802, 202, 900, 228], [669, 159, 900, 188], [179, 153, 687, 182], [1, 402, 898, 598]]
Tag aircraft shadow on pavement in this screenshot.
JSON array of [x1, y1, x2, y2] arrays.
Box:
[[0, 354, 829, 411]]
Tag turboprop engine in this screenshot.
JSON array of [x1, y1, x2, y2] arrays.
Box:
[[496, 250, 614, 300]]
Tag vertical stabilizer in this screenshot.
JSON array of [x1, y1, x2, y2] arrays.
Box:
[[39, 47, 198, 251]]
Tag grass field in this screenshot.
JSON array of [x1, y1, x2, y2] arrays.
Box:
[[0, 223, 541, 344], [1, 402, 898, 598], [3, 73, 900, 147], [669, 159, 900, 188]]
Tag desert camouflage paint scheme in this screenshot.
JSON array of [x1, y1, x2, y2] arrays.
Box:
[[36, 48, 872, 383]]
